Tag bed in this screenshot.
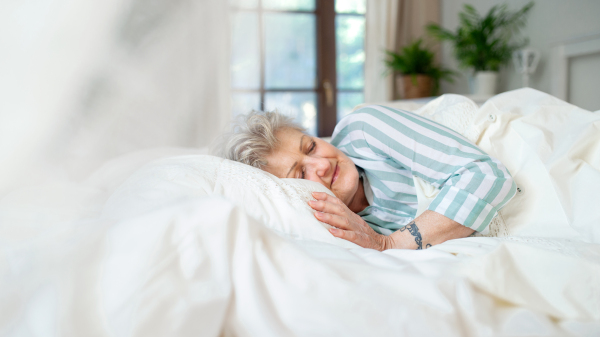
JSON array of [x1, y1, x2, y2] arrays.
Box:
[[1, 88, 599, 336]]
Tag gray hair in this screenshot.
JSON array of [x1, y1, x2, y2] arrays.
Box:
[[217, 110, 305, 169]]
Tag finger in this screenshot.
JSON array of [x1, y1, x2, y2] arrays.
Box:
[[311, 191, 329, 200], [314, 211, 351, 230], [308, 200, 345, 215], [329, 228, 360, 244], [311, 192, 344, 205]]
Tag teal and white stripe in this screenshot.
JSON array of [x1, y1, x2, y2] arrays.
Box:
[[331, 105, 516, 234]]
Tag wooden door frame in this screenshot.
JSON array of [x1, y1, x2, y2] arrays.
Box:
[[316, 0, 337, 137]]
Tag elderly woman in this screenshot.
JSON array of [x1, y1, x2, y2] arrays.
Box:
[[223, 106, 516, 251]]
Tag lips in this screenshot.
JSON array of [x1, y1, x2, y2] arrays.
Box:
[[331, 164, 340, 188]]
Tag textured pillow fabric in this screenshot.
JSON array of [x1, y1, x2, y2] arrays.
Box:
[[102, 155, 359, 248]]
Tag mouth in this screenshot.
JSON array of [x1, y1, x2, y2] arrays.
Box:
[[331, 164, 340, 188]]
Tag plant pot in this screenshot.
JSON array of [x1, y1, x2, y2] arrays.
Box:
[[474, 71, 498, 96], [397, 74, 433, 99]]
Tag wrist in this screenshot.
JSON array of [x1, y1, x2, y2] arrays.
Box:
[[379, 234, 396, 251], [387, 228, 418, 250]]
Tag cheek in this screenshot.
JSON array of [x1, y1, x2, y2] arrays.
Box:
[[317, 141, 338, 156], [336, 167, 358, 202], [307, 176, 326, 186]]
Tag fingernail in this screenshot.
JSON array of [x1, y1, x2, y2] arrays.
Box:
[[315, 211, 323, 217], [329, 228, 337, 234], [308, 200, 315, 205]]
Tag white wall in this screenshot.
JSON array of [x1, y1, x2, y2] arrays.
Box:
[[570, 51, 600, 111], [440, 0, 600, 111]]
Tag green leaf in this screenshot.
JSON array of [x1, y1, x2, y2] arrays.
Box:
[[383, 39, 456, 90], [427, 1, 534, 71]]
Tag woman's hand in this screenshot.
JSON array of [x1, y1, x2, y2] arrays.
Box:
[[308, 192, 393, 251]]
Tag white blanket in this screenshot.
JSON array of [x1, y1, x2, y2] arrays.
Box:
[[3, 197, 598, 336], [1, 89, 600, 336]]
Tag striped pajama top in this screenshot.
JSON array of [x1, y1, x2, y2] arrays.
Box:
[[330, 105, 516, 235]]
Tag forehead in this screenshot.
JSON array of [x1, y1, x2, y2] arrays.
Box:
[[275, 127, 305, 151], [264, 128, 306, 177]]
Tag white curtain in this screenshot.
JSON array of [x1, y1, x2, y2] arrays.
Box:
[[364, 0, 440, 103], [0, 0, 231, 195], [364, 0, 399, 103]]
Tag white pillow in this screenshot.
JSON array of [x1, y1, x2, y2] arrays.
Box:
[[99, 95, 488, 246], [102, 155, 359, 248], [104, 89, 599, 246]]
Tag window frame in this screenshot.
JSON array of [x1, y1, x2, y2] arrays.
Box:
[[230, 0, 365, 137]]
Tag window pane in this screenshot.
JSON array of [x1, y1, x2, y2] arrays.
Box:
[[262, 0, 315, 11], [231, 12, 260, 89], [264, 13, 316, 89], [335, 0, 366, 14], [232, 92, 261, 117], [230, 0, 258, 9], [337, 92, 363, 121], [336, 16, 365, 89], [265, 92, 317, 135]]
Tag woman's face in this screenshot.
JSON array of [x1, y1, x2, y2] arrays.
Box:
[[264, 128, 359, 206]]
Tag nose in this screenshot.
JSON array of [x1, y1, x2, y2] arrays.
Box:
[[305, 156, 331, 179]]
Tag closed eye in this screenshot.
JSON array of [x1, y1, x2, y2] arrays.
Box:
[[302, 140, 317, 179], [308, 140, 316, 154], [301, 140, 316, 179]]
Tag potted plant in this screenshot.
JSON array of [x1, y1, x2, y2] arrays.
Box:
[[385, 39, 455, 99], [427, 2, 533, 96]]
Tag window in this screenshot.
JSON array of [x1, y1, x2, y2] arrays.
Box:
[[230, 0, 365, 136], [335, 1, 366, 122]]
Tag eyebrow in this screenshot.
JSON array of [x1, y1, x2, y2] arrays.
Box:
[[285, 162, 297, 178], [299, 134, 306, 151], [285, 135, 307, 178]]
